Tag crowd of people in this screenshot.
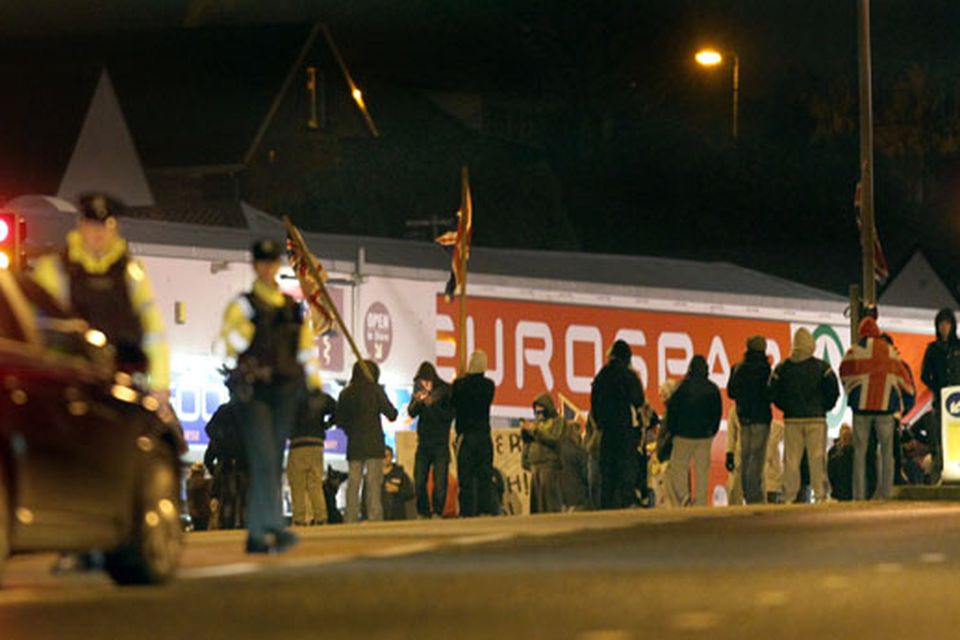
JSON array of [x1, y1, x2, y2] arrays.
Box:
[[37, 191, 957, 555]]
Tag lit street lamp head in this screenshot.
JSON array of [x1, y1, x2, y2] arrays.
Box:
[[695, 49, 723, 66]]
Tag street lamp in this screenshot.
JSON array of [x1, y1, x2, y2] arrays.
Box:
[[695, 48, 740, 141]]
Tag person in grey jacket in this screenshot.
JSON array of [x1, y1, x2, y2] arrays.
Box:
[[336, 360, 398, 522]]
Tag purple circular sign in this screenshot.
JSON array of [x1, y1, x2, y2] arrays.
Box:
[[363, 302, 393, 363]]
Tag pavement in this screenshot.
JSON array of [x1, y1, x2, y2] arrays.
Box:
[[2, 502, 960, 639]]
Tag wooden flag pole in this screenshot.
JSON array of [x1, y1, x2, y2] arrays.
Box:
[[456, 166, 471, 377], [457, 248, 469, 376], [283, 215, 375, 383]]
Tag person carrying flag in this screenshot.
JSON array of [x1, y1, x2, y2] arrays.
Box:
[[840, 317, 915, 500]]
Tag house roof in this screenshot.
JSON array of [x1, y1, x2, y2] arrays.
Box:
[[0, 24, 314, 169]]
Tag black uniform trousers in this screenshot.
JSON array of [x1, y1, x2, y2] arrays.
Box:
[[240, 380, 302, 540]]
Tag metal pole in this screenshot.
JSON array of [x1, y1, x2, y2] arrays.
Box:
[[858, 0, 877, 304], [849, 284, 861, 344], [732, 54, 740, 141]]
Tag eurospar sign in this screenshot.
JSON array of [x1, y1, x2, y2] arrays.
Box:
[[436, 295, 931, 422]]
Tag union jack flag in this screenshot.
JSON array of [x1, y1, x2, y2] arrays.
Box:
[[854, 181, 890, 284], [286, 236, 336, 335], [839, 337, 915, 413]]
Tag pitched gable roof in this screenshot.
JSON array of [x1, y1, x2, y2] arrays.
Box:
[[0, 24, 314, 169]]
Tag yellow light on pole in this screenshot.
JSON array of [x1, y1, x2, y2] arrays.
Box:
[[694, 48, 740, 140], [695, 49, 723, 67]]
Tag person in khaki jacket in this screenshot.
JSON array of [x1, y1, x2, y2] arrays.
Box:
[[522, 394, 565, 513]]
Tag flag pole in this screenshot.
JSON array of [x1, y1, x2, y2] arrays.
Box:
[[458, 244, 469, 377], [283, 215, 375, 383], [456, 166, 471, 377]]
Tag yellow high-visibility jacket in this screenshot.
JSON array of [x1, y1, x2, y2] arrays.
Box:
[[31, 230, 170, 391], [218, 278, 321, 390]]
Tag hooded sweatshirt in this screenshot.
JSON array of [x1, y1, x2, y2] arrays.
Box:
[[728, 347, 773, 424], [408, 362, 455, 447], [665, 356, 722, 439], [590, 352, 645, 435], [840, 318, 915, 414], [921, 308, 960, 398], [523, 394, 565, 469], [451, 367, 496, 437], [336, 360, 399, 460], [769, 328, 840, 420]]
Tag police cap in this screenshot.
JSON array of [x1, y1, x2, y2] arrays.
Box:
[[252, 239, 283, 262], [78, 193, 124, 224]]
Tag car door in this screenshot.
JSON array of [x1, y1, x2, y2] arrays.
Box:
[[0, 272, 127, 550]]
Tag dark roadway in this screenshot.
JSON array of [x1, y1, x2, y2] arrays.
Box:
[[2, 503, 959, 640]]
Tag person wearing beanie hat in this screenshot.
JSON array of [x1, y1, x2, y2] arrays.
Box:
[[216, 238, 325, 553], [840, 316, 915, 500], [727, 336, 773, 504], [451, 351, 498, 516], [590, 340, 646, 509], [769, 328, 840, 503], [32, 192, 173, 408]]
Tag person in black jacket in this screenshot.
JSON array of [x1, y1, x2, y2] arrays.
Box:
[[409, 361, 455, 518], [827, 423, 854, 501], [666, 355, 723, 506], [727, 336, 773, 504], [769, 327, 840, 503], [451, 350, 498, 517], [204, 383, 249, 530], [590, 340, 646, 509], [287, 388, 336, 525], [382, 446, 416, 520], [920, 308, 960, 478], [337, 360, 398, 522]]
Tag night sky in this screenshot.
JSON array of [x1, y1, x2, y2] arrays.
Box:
[[5, 1, 960, 296]]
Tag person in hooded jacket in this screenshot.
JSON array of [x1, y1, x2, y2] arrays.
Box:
[[921, 308, 960, 477], [337, 360, 399, 522], [727, 335, 773, 504], [522, 394, 565, 513], [840, 317, 915, 500], [452, 351, 498, 517], [590, 340, 646, 509], [769, 327, 840, 503], [409, 361, 455, 518], [665, 355, 723, 507]]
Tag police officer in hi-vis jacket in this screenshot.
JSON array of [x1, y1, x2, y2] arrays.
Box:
[[32, 193, 171, 404], [218, 239, 322, 553]]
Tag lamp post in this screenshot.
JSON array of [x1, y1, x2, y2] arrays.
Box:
[[695, 48, 740, 141]]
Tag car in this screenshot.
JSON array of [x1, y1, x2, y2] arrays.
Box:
[[0, 269, 185, 585]]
